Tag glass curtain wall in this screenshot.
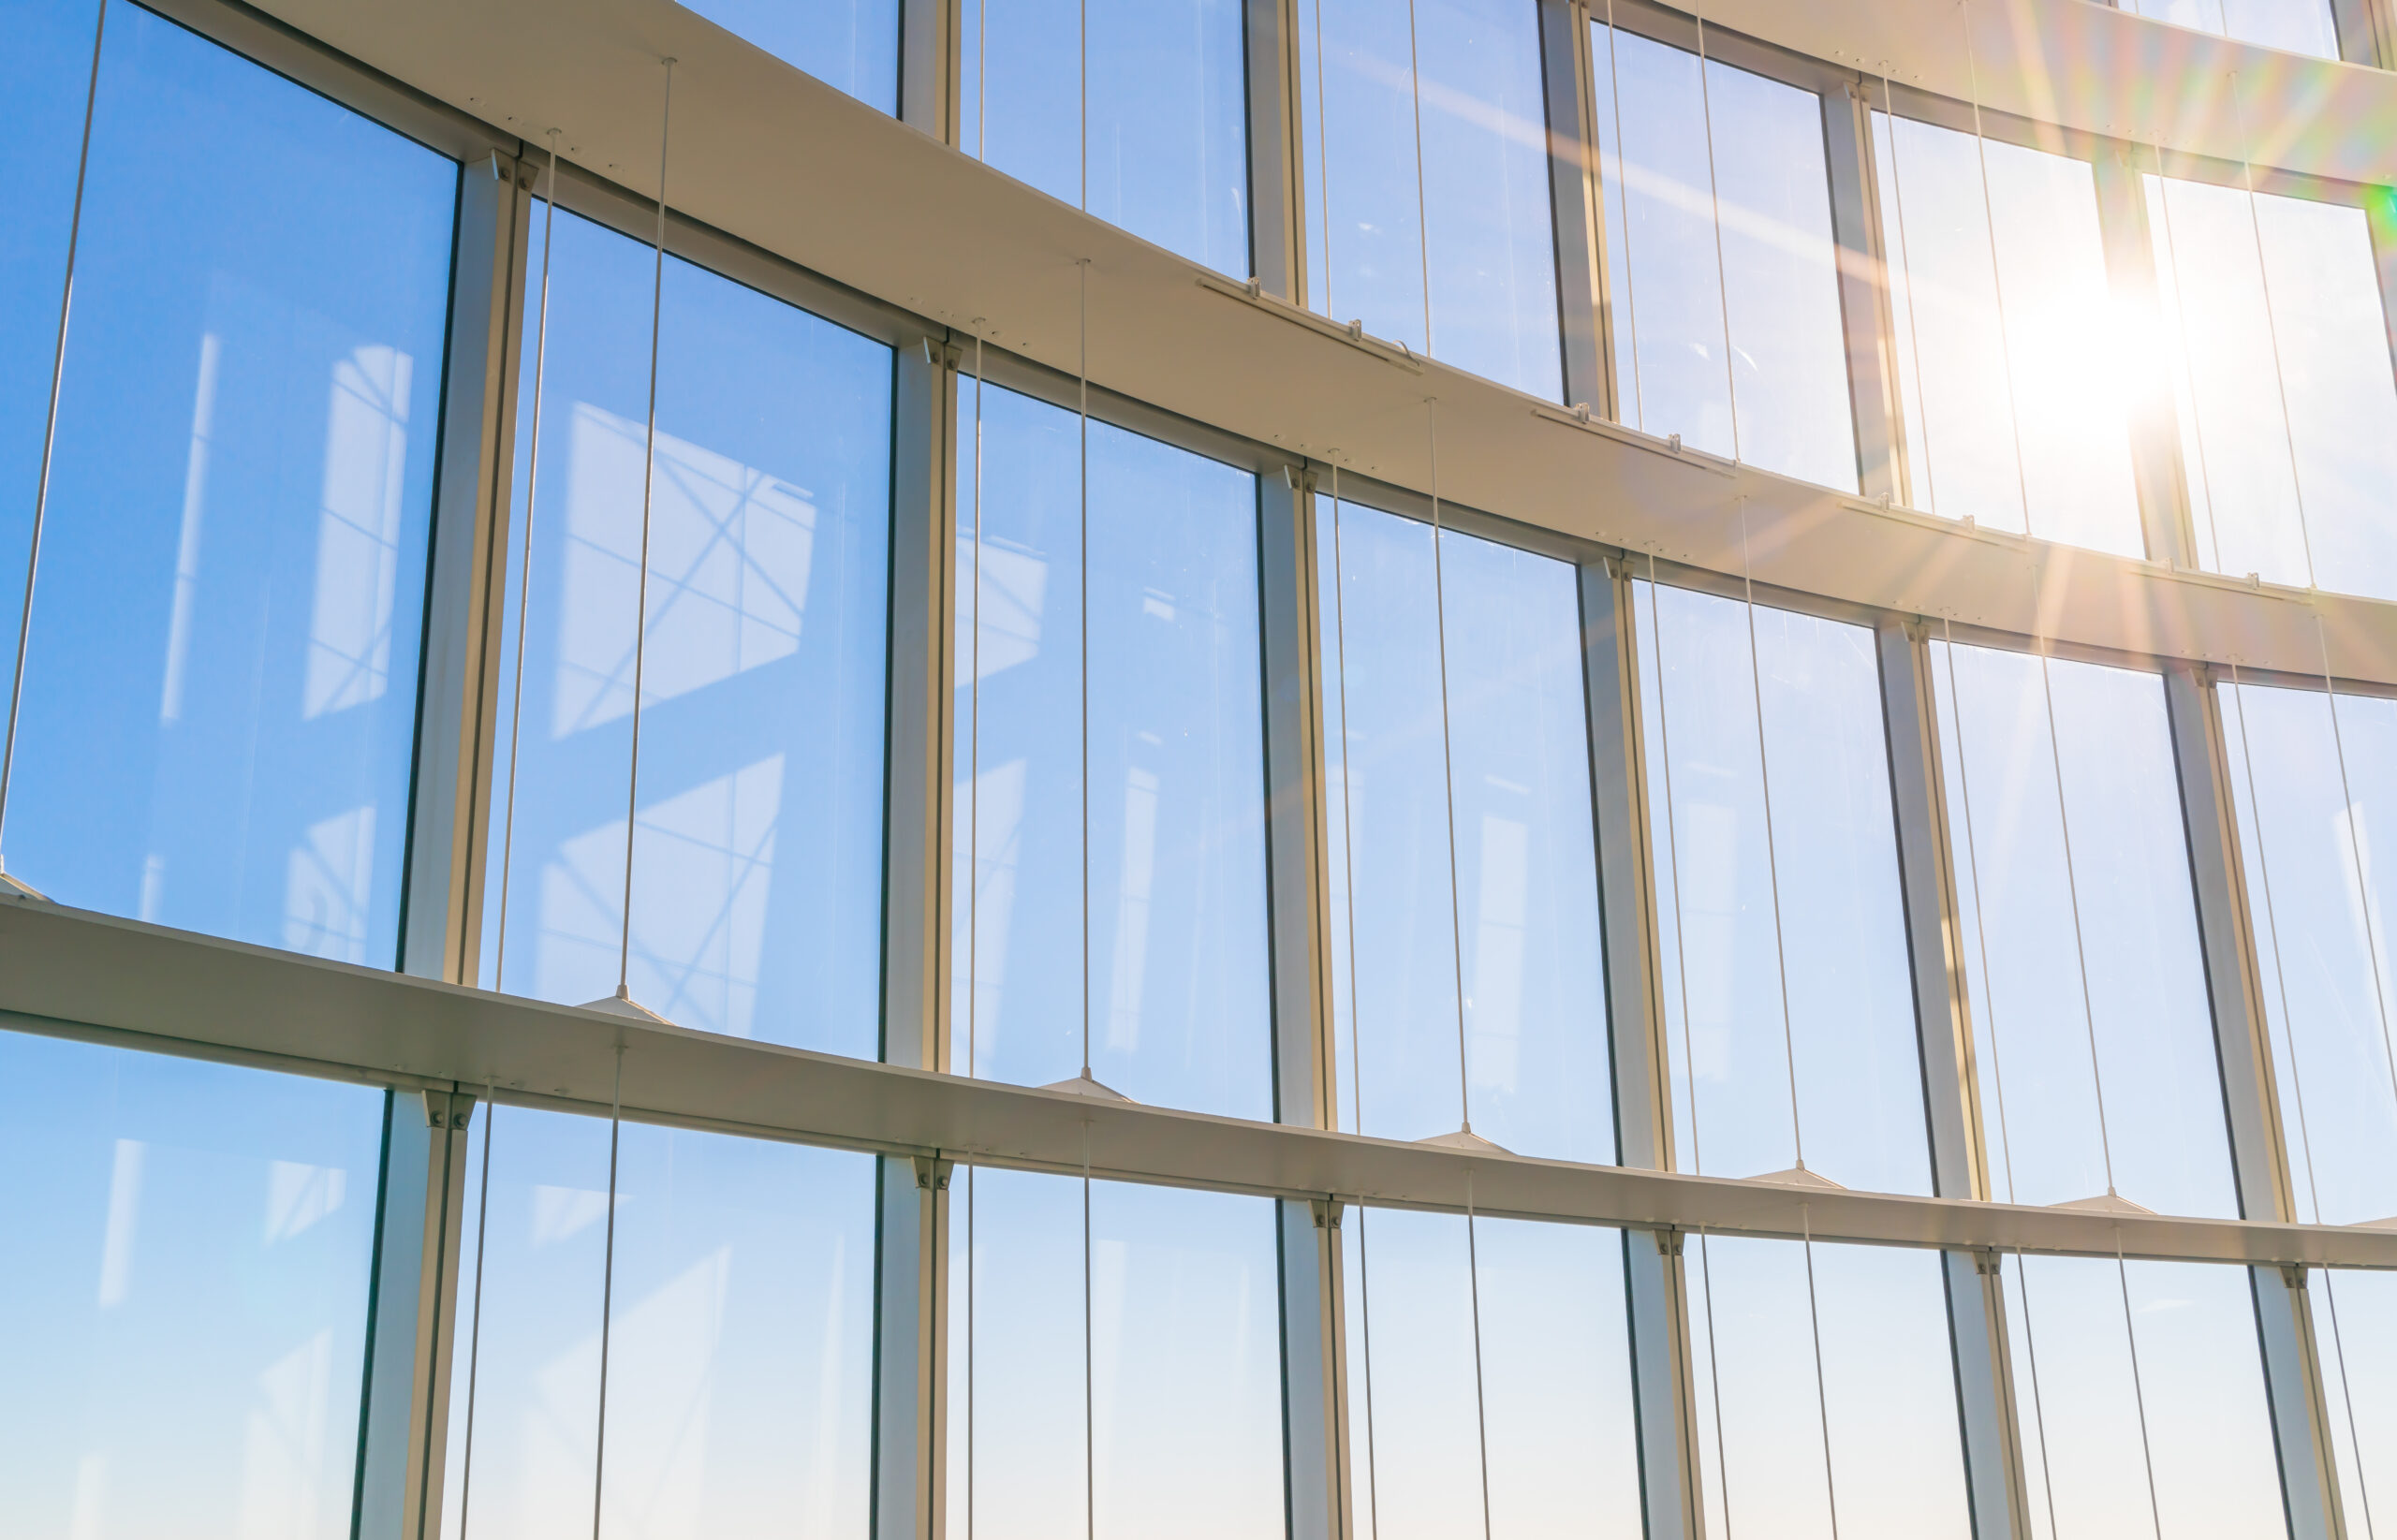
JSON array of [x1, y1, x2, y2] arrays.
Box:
[[959, 0, 1249, 276], [2145, 172, 2397, 600], [1590, 22, 1858, 491], [0, 0, 456, 958], [1873, 110, 2145, 557], [2121, 0, 2342, 57], [1297, 0, 1565, 398], [679, 0, 902, 113], [476, 202, 892, 1055], [1316, 497, 1611, 1160]]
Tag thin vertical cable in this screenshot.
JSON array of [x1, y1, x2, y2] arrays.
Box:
[[1078, 258, 1093, 1079], [2311, 617, 2397, 1155], [590, 1044, 626, 1540], [2146, 141, 2227, 575], [1876, 73, 1940, 516], [2225, 72, 2319, 588], [978, 0, 988, 160], [1958, 0, 2037, 536], [1079, 0, 1087, 213], [2111, 1231, 2169, 1540], [1734, 500, 1807, 1168], [454, 1083, 498, 1539], [615, 58, 675, 1000], [1693, 1231, 1736, 1536], [1403, 0, 1434, 355], [1601, 0, 1645, 429], [0, 0, 109, 862], [1312, 0, 1332, 317], [2007, 1251, 2066, 1540], [1798, 1206, 1843, 1539], [1463, 1171, 1494, 1540], [969, 333, 985, 1080], [1354, 1204, 1383, 1540], [492, 132, 562, 991], [1424, 401, 1473, 1131], [1646, 556, 1709, 1174], [1081, 1123, 1096, 1540], [1690, 0, 1742, 461]]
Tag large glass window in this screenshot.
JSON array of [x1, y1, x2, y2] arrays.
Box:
[[2122, 0, 2340, 59], [0, 1032, 385, 1540], [1639, 582, 1927, 1194], [1687, 1237, 1972, 1540], [952, 377, 1272, 1115], [680, 0, 901, 114], [1932, 640, 2236, 1216], [2002, 1255, 2287, 1539], [1874, 112, 2144, 558], [2, 3, 457, 958], [1591, 24, 1858, 491], [960, 0, 1249, 276], [478, 205, 891, 1054], [2146, 174, 2397, 601], [2312, 1269, 2397, 1527], [1318, 499, 1611, 1161], [1298, 0, 1564, 398], [1343, 1210, 1643, 1540], [437, 1105, 875, 1538], [945, 1169, 1284, 1540]]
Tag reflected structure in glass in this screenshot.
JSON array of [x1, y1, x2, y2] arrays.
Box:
[[1638, 581, 1926, 1194], [1343, 1209, 1641, 1540], [959, 0, 1248, 276], [4, 3, 456, 956], [0, 1033, 384, 1540], [478, 204, 892, 1056], [1932, 640, 2234, 1216], [1873, 111, 2143, 557], [1591, 23, 1857, 490], [437, 1105, 875, 1540], [951, 377, 1271, 1117], [680, 0, 901, 114], [1298, 0, 1563, 397], [2146, 174, 2397, 601], [945, 1169, 1284, 1540], [1318, 499, 1611, 1161]]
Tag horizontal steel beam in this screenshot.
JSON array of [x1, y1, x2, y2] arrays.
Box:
[[7, 895, 2396, 1271]]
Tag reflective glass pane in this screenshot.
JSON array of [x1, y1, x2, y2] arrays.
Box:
[[1687, 1237, 1971, 1540], [2219, 681, 2397, 1226], [478, 205, 891, 1055], [680, 0, 901, 114], [2313, 1269, 2397, 1527], [951, 378, 1271, 1117], [1299, 0, 1564, 397], [1931, 641, 2234, 1216], [2124, 0, 2340, 58], [1591, 25, 1857, 490], [945, 1169, 1284, 1540], [437, 1106, 875, 1539], [1639, 582, 1926, 1194], [1874, 112, 2143, 557], [1319, 500, 1612, 1161], [7, 5, 457, 954], [1343, 1209, 1642, 1540], [959, 0, 1249, 275], [0, 1032, 384, 1540], [2147, 175, 2397, 600], [2004, 1255, 2285, 1540]]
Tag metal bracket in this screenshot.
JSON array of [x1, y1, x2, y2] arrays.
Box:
[[421, 1087, 478, 1131], [1654, 1225, 1686, 1258], [913, 1153, 955, 1192], [1309, 1196, 1346, 1230], [2281, 1262, 2309, 1291], [1975, 1248, 2005, 1278]]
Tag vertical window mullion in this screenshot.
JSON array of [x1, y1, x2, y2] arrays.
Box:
[[1825, 81, 1904, 505], [1540, 0, 1612, 418]]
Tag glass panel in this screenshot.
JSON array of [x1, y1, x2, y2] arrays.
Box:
[[2146, 174, 2397, 601], [1318, 499, 1612, 1161], [1874, 112, 2143, 557], [1932, 640, 2236, 1216], [478, 204, 891, 1055], [437, 1105, 875, 1538], [2124, 0, 2341, 59], [680, 0, 901, 114], [6, 5, 457, 954], [2004, 1255, 2287, 1540], [1687, 1237, 1972, 1540], [1590, 24, 1857, 491], [1638, 582, 1927, 1194], [2219, 681, 2397, 1226], [1298, 0, 1564, 398], [951, 377, 1271, 1117], [945, 1168, 1284, 1540], [1343, 1208, 1642, 1540], [0, 1032, 384, 1540], [2313, 1269, 2397, 1527], [959, 0, 1249, 276]]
